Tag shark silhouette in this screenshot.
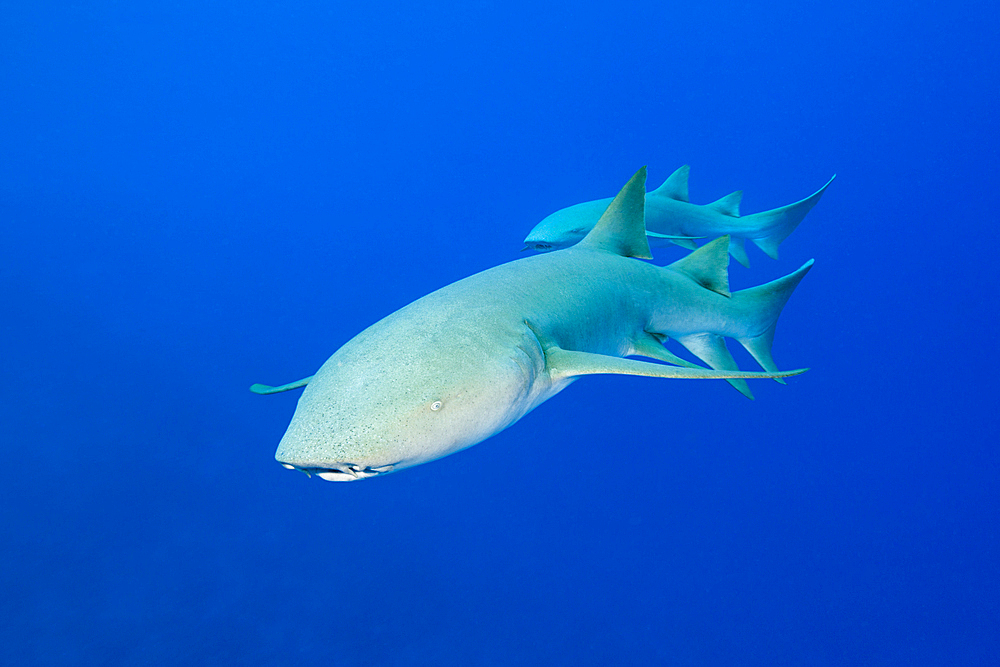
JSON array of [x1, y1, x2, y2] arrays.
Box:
[[524, 165, 833, 267], [253, 167, 813, 481]]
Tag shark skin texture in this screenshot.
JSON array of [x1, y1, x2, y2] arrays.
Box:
[[252, 167, 814, 482], [523, 165, 834, 267]]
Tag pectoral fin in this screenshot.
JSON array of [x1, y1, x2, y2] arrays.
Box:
[[250, 375, 314, 395], [545, 346, 806, 383]]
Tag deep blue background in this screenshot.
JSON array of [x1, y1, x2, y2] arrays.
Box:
[[2, 1, 998, 664]]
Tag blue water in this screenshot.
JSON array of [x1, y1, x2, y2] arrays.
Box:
[[2, 1, 997, 664]]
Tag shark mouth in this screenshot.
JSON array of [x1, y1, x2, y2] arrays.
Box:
[[279, 462, 397, 482]]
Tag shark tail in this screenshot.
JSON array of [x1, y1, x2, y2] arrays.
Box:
[[735, 175, 835, 264], [730, 259, 814, 383], [669, 237, 813, 399]]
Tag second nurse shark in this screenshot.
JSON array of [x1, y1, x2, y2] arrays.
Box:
[[253, 167, 823, 482], [524, 164, 834, 267]]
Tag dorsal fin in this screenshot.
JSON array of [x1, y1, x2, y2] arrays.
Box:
[[667, 235, 731, 297], [650, 164, 690, 202], [576, 167, 653, 259], [708, 190, 742, 217]]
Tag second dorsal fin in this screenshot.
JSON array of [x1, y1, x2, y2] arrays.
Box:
[[708, 190, 742, 217], [667, 236, 732, 297]]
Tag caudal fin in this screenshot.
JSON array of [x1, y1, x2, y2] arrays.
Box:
[[731, 259, 814, 385], [669, 240, 813, 399], [738, 175, 835, 263]]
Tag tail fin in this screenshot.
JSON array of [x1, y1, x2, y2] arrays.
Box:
[[670, 246, 813, 399], [740, 175, 835, 261], [732, 260, 814, 385]]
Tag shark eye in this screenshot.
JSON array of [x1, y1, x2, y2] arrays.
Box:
[[430, 401, 443, 411]]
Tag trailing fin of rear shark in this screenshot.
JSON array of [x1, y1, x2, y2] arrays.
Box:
[[524, 166, 834, 267], [733, 174, 836, 264]]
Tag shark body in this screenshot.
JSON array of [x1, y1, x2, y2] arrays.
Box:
[[524, 165, 834, 267], [254, 168, 813, 481]]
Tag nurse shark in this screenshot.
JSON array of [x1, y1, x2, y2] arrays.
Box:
[[524, 165, 834, 267], [252, 167, 813, 481]]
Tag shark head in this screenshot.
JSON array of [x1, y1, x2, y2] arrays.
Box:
[[274, 318, 547, 481], [522, 198, 612, 252]]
